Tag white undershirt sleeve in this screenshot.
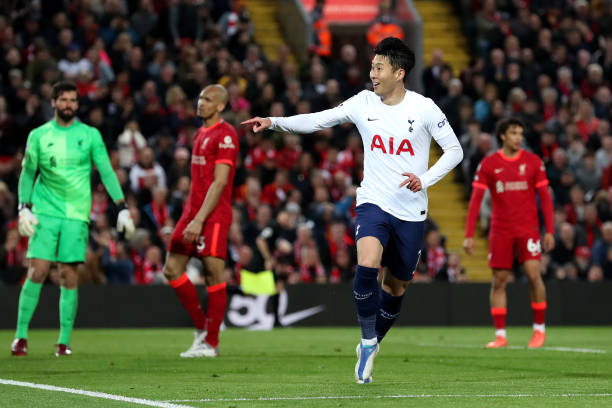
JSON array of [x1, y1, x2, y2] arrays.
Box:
[[268, 95, 356, 133], [419, 100, 464, 189]]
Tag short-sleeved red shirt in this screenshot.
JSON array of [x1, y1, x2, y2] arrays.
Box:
[[184, 120, 238, 224], [472, 149, 549, 236]]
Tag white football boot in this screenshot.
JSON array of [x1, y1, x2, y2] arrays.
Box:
[[180, 331, 219, 358]]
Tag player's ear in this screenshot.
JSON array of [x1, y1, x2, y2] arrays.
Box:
[[395, 68, 405, 82]]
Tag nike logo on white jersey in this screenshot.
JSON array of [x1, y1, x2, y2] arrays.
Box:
[[367, 118, 378, 121], [494, 168, 504, 174]]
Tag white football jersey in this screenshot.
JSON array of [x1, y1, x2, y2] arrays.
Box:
[[269, 90, 462, 221]]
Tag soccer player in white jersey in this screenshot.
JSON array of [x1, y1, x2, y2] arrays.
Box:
[[242, 37, 463, 384]]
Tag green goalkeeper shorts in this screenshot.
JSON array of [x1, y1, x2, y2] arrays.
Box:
[[26, 214, 89, 263]]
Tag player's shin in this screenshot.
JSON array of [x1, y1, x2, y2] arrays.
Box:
[[15, 279, 43, 340], [205, 282, 227, 348], [58, 286, 78, 345], [375, 290, 404, 343], [531, 301, 546, 332], [169, 274, 207, 331], [491, 307, 507, 337], [353, 265, 380, 342]]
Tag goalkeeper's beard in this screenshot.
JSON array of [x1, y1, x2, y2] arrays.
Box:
[[57, 108, 76, 122]]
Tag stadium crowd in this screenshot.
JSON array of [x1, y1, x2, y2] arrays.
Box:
[[441, 0, 612, 282], [0, 0, 610, 286]]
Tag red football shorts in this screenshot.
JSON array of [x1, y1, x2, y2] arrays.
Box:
[[488, 230, 542, 269], [168, 214, 229, 260]]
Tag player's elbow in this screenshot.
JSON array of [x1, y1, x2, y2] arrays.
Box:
[[455, 144, 464, 163], [213, 177, 229, 188], [446, 144, 463, 167]]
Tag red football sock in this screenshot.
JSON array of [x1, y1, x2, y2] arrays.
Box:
[[491, 307, 507, 331], [205, 282, 227, 348], [531, 301, 546, 326], [169, 274, 206, 331]]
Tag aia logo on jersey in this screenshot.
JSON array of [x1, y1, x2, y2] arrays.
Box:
[[527, 238, 541, 256], [519, 163, 526, 175], [371, 135, 414, 156], [219, 135, 235, 149]]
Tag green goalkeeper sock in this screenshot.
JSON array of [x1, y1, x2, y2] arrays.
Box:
[[58, 287, 78, 346], [15, 279, 43, 340]]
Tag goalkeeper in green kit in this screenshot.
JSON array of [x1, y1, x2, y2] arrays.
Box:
[[11, 82, 135, 357]]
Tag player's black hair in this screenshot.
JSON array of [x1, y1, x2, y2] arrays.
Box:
[[495, 117, 525, 144], [52, 81, 78, 100], [373, 37, 415, 77]]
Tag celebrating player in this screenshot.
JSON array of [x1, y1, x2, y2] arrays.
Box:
[[242, 37, 462, 383], [12, 81, 134, 357], [163, 84, 238, 358], [463, 117, 555, 349]]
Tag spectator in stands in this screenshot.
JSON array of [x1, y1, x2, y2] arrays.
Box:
[[0, 227, 27, 284], [117, 121, 147, 169], [423, 229, 447, 280], [423, 49, 451, 101], [101, 235, 135, 284], [169, 0, 205, 48], [129, 146, 167, 196], [590, 221, 612, 280]]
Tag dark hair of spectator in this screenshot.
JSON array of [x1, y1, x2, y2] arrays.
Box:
[[495, 117, 525, 144], [52, 81, 78, 100], [374, 37, 415, 77]]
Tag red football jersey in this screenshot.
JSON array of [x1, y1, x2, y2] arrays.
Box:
[[472, 149, 549, 235], [184, 120, 238, 224]]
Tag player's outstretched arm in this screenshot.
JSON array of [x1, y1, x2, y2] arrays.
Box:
[[241, 117, 271, 133], [242, 98, 354, 135]]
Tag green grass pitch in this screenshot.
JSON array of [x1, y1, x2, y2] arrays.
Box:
[[1, 327, 611, 407]]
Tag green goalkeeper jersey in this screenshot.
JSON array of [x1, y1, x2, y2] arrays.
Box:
[[18, 118, 124, 222]]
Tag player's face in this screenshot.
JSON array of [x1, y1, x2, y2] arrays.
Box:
[[52, 91, 78, 122], [501, 125, 524, 151], [370, 55, 403, 97], [197, 88, 222, 120]]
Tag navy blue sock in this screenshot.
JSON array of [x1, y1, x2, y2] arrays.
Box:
[[376, 290, 404, 343], [353, 265, 380, 340]]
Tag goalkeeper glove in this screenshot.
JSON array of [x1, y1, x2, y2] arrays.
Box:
[[116, 202, 135, 239], [18, 204, 38, 237]]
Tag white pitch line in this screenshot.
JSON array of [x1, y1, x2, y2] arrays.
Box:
[[166, 393, 612, 403], [0, 379, 193, 408], [417, 343, 607, 354]]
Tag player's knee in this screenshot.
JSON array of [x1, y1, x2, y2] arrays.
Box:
[[58, 265, 79, 287], [357, 258, 380, 269], [382, 277, 409, 296], [163, 263, 181, 281], [27, 266, 47, 283], [525, 270, 542, 285], [492, 276, 508, 290]]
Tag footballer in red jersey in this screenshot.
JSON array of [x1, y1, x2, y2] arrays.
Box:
[[162, 85, 238, 358], [464, 118, 555, 349]]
